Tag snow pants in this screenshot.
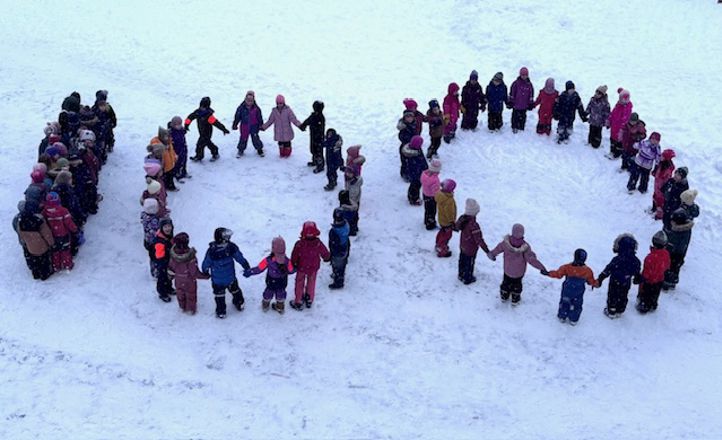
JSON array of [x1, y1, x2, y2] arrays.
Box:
[[213, 279, 244, 316], [557, 122, 573, 143], [461, 110, 479, 130], [331, 255, 348, 287], [399, 144, 409, 180], [423, 195, 437, 229], [294, 270, 318, 304], [588, 125, 603, 148], [51, 235, 73, 271], [610, 139, 623, 158], [408, 179, 422, 204], [25, 250, 53, 281], [310, 140, 324, 169], [237, 128, 263, 153], [428, 136, 441, 158], [606, 279, 630, 315], [664, 252, 686, 287], [627, 163, 651, 193], [511, 109, 527, 131], [558, 291, 584, 322], [155, 263, 173, 300], [176, 283, 198, 313], [637, 282, 662, 312], [263, 287, 287, 301], [488, 111, 503, 131], [500, 274, 523, 302], [195, 135, 219, 159], [435, 226, 453, 257], [458, 252, 476, 283], [536, 122, 552, 135]]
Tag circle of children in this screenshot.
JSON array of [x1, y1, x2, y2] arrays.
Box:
[[138, 93, 364, 318], [398, 67, 700, 324], [14, 90, 116, 280]]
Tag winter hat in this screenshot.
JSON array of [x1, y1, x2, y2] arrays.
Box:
[[613, 233, 637, 254], [464, 198, 480, 216], [95, 90, 108, 102], [493, 72, 504, 81], [429, 159, 442, 173], [159, 217, 173, 232], [428, 99, 440, 109], [79, 129, 96, 142], [543, 78, 556, 93], [661, 149, 676, 161], [143, 198, 159, 214], [519, 67, 529, 77], [55, 158, 70, 170], [403, 98, 418, 110], [301, 221, 320, 238], [347, 145, 362, 158], [676, 166, 689, 178], [651, 230, 668, 249], [246, 90, 255, 98], [157, 126, 169, 141], [596, 85, 608, 95], [403, 109, 415, 118], [200, 96, 211, 107], [214, 227, 233, 243], [565, 80, 575, 91], [143, 161, 162, 177], [573, 248, 588, 265], [618, 88, 630, 98], [510, 224, 525, 247], [448, 82, 460, 94], [55, 170, 72, 185], [338, 190, 351, 205], [48, 134, 61, 144], [170, 116, 183, 128], [313, 100, 324, 112], [440, 179, 456, 193], [173, 232, 190, 251], [147, 180, 162, 195], [409, 135, 424, 150], [332, 209, 346, 226], [43, 122, 57, 136], [275, 94, 285, 105], [470, 70, 478, 80], [45, 192, 60, 206], [681, 189, 698, 205], [33, 162, 48, 174], [272, 236, 286, 255], [629, 112, 639, 122], [30, 170, 45, 183], [649, 132, 661, 142]]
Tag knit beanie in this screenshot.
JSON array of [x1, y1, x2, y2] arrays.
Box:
[[661, 149, 676, 161], [409, 135, 424, 150], [493, 72, 503, 81], [403, 98, 418, 110], [428, 99, 440, 109], [147, 180, 162, 195], [143, 161, 162, 177], [271, 236, 286, 256], [56, 158, 70, 169], [33, 163, 48, 174], [464, 198, 480, 216], [429, 159, 442, 173], [441, 179, 456, 193], [470, 70, 478, 80], [652, 230, 668, 248], [45, 191, 60, 206], [143, 198, 159, 214], [676, 167, 689, 178], [55, 170, 72, 185], [30, 170, 45, 183], [596, 85, 608, 94], [680, 189, 698, 205], [573, 249, 588, 265], [170, 116, 183, 128], [565, 80, 575, 91]]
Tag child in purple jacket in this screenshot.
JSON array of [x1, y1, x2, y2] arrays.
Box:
[[244, 237, 295, 314], [628, 132, 661, 194]]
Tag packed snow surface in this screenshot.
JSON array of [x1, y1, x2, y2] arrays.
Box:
[[1, 1, 722, 438]]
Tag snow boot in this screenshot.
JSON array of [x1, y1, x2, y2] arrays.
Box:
[[324, 182, 336, 191], [190, 156, 202, 162], [500, 290, 510, 302], [236, 150, 244, 158], [307, 161, 315, 167], [210, 154, 219, 162], [303, 293, 312, 308], [262, 299, 270, 312], [313, 166, 324, 174], [159, 295, 172, 303], [603, 307, 619, 319], [289, 301, 304, 311], [257, 148, 265, 157], [328, 282, 343, 290], [511, 293, 521, 306], [569, 320, 578, 326], [463, 276, 477, 285], [271, 302, 285, 314], [216, 312, 226, 319]]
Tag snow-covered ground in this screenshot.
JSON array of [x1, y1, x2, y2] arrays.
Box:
[[2, 1, 722, 438]]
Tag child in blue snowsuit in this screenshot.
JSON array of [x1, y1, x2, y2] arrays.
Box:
[[244, 236, 294, 314], [596, 234, 642, 318], [328, 209, 351, 289], [545, 249, 599, 325], [202, 227, 251, 318], [323, 128, 344, 191]]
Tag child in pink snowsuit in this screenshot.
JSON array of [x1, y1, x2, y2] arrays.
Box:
[[260, 94, 302, 158], [244, 237, 295, 314], [421, 159, 442, 230], [652, 149, 676, 220], [290, 221, 330, 310], [168, 232, 210, 314], [607, 88, 633, 159], [42, 192, 78, 271], [533, 78, 558, 135], [442, 83, 461, 143]]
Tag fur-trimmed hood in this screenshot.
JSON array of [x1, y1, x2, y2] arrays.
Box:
[[503, 235, 529, 254], [171, 246, 197, 263]]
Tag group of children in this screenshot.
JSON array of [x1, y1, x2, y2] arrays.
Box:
[[138, 95, 368, 317], [397, 68, 702, 324], [13, 90, 116, 280]]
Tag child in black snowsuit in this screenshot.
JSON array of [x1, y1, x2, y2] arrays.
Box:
[[185, 96, 229, 162], [397, 110, 416, 182], [553, 81, 588, 144], [328, 209, 351, 289], [299, 100, 326, 173], [596, 234, 642, 318], [152, 218, 175, 303], [323, 128, 344, 191], [338, 190, 359, 236]]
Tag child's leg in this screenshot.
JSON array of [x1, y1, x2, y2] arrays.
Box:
[[647, 282, 662, 310], [187, 285, 198, 313], [294, 272, 306, 305], [350, 211, 359, 235], [568, 294, 584, 322], [435, 227, 452, 256], [627, 163, 640, 190], [51, 250, 62, 272], [228, 279, 245, 310], [408, 179, 421, 204], [59, 248, 73, 270], [176, 286, 187, 310], [510, 277, 523, 304], [500, 275, 512, 300], [423, 196, 437, 229], [156, 266, 172, 300], [557, 296, 570, 320], [237, 131, 249, 152], [213, 283, 227, 316], [251, 133, 264, 152], [399, 144, 408, 179], [306, 271, 318, 304], [638, 168, 651, 193]]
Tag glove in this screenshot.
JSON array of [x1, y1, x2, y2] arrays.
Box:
[[184, 125, 190, 133], [243, 269, 251, 278], [527, 104, 535, 111], [232, 124, 238, 131], [540, 269, 549, 276], [222, 129, 230, 135], [487, 252, 496, 261]]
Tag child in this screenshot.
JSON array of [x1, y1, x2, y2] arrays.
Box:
[[426, 100, 444, 158], [402, 98, 426, 135], [168, 116, 191, 180], [244, 237, 295, 314], [141, 198, 161, 277], [91, 90, 117, 154], [151, 218, 175, 303], [486, 72, 508, 131], [323, 128, 344, 191], [140, 179, 168, 218], [607, 88, 633, 159], [299, 100, 326, 172], [53, 170, 86, 231], [151, 127, 178, 191], [260, 94, 302, 158], [434, 179, 457, 257], [636, 231, 671, 313], [620, 112, 647, 171], [42, 192, 78, 271], [344, 167, 363, 235], [546, 249, 598, 325], [345, 145, 365, 176], [328, 209, 351, 289], [533, 78, 558, 135], [397, 110, 416, 181], [460, 70, 486, 130], [402, 135, 428, 205], [290, 221, 331, 310], [455, 198, 490, 284], [168, 232, 210, 314], [421, 159, 442, 230], [232, 90, 265, 157], [628, 132, 660, 194], [651, 149, 676, 220], [202, 228, 251, 318], [508, 67, 534, 133], [338, 190, 359, 237], [16, 200, 55, 280], [442, 83, 461, 143], [488, 223, 547, 305], [186, 96, 230, 162], [663, 189, 699, 290], [661, 167, 689, 228], [585, 85, 610, 148], [553, 81, 587, 144], [596, 234, 642, 318]]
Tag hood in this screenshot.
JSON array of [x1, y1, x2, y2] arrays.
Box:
[[171, 246, 197, 263], [447, 82, 460, 94], [313, 100, 324, 113], [200, 96, 211, 108]]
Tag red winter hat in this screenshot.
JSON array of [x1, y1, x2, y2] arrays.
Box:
[[30, 170, 45, 183], [650, 132, 661, 142], [403, 98, 418, 110], [409, 135, 424, 150], [661, 149, 676, 160], [301, 221, 320, 238], [441, 179, 456, 193], [520, 67, 529, 76]]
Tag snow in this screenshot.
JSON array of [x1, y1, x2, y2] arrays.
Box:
[[1, 0, 722, 438]]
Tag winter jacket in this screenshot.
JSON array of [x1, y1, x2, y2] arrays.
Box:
[[486, 81, 509, 113], [291, 237, 330, 273], [435, 191, 456, 227], [261, 105, 301, 142], [345, 176, 363, 207], [185, 107, 228, 139], [168, 247, 209, 293], [169, 126, 187, 156], [509, 77, 534, 110], [598, 237, 641, 288], [17, 212, 55, 256], [586, 95, 611, 127], [641, 247, 671, 284], [634, 139, 661, 170], [345, 146, 366, 176], [621, 120, 647, 155], [150, 136, 177, 173], [426, 108, 445, 138], [653, 161, 675, 211], [152, 230, 173, 269], [92, 102, 117, 129], [533, 89, 558, 125], [52, 182, 86, 226], [232, 103, 264, 134], [443, 83, 461, 130], [329, 221, 351, 257], [397, 119, 416, 145], [42, 204, 77, 239], [554, 91, 586, 126], [79, 106, 99, 131], [461, 81, 486, 113], [665, 204, 699, 255], [608, 101, 633, 142], [412, 110, 427, 135], [548, 263, 598, 298], [141, 212, 160, 244], [402, 145, 428, 181], [202, 241, 251, 287], [455, 215, 489, 256], [324, 133, 344, 169], [489, 235, 546, 278], [662, 178, 689, 224], [24, 182, 48, 207], [420, 170, 441, 198], [299, 102, 325, 146], [247, 255, 295, 290], [80, 149, 100, 185]]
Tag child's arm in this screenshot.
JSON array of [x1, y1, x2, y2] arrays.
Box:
[[244, 258, 268, 277], [547, 265, 567, 279], [488, 241, 504, 261]]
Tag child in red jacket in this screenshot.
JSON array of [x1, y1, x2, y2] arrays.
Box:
[[168, 232, 210, 315], [636, 231, 671, 314], [290, 221, 331, 310], [42, 192, 78, 270]]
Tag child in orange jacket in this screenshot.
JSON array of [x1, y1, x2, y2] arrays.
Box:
[[545, 249, 598, 325]]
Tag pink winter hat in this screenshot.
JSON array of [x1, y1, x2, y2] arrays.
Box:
[[661, 149, 676, 160], [272, 236, 286, 256], [429, 159, 442, 173], [650, 132, 661, 142], [403, 98, 418, 110], [276, 94, 285, 105], [143, 161, 162, 177], [30, 170, 45, 183], [618, 88, 630, 98], [519, 67, 529, 76], [441, 179, 456, 193], [409, 135, 424, 150]]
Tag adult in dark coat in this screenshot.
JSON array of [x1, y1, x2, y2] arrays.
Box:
[[299, 100, 326, 172], [460, 70, 486, 130], [185, 97, 229, 162]]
